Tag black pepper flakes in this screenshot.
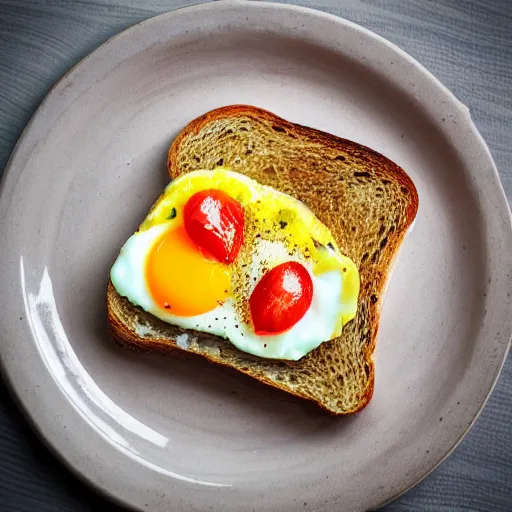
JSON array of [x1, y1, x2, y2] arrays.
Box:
[[164, 303, 171, 309], [279, 221, 288, 229], [311, 238, 322, 249]]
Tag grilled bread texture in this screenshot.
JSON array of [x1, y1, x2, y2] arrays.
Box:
[[108, 105, 418, 414]]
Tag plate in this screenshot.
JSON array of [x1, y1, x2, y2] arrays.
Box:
[[0, 1, 511, 511]]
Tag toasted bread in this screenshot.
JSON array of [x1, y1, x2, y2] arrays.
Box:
[[107, 105, 418, 415]]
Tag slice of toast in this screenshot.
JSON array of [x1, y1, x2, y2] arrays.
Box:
[[108, 105, 418, 415]]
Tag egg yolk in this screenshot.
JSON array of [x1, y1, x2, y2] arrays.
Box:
[[145, 225, 230, 317]]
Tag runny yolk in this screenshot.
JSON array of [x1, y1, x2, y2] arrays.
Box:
[[145, 224, 230, 317]]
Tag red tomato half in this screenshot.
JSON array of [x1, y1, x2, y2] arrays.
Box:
[[249, 261, 313, 335], [183, 189, 245, 264]]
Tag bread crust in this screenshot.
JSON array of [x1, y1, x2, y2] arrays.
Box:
[[167, 105, 418, 224], [108, 105, 418, 415]]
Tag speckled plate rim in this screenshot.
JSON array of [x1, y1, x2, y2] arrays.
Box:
[[0, 1, 511, 511]]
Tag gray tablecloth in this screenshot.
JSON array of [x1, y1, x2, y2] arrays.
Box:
[[0, 1, 510, 511]]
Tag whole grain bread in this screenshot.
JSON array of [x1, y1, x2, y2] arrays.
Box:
[[107, 105, 418, 415]]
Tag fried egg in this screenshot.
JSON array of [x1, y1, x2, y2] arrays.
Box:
[[110, 168, 359, 361]]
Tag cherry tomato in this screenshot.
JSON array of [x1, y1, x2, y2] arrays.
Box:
[[249, 261, 313, 335], [183, 189, 244, 264]]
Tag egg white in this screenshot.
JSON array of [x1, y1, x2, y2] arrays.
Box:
[[111, 225, 349, 361]]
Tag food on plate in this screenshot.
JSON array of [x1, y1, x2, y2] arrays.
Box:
[[110, 168, 359, 361], [108, 105, 418, 414]]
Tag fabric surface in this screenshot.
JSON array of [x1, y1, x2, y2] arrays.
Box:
[[0, 1, 510, 511]]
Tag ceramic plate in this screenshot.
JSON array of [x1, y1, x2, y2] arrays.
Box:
[[0, 2, 511, 511]]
